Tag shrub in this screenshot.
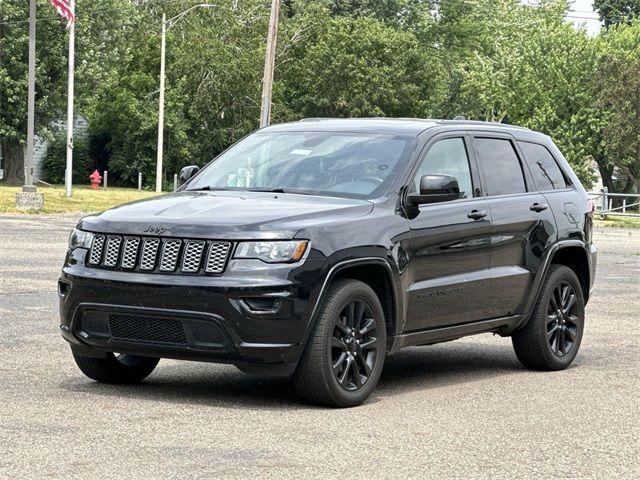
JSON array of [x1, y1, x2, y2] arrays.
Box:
[[43, 136, 93, 184]]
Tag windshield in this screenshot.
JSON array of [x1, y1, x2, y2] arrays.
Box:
[[186, 131, 415, 198]]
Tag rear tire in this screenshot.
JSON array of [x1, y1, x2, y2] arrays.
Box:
[[73, 352, 159, 384], [512, 265, 585, 370], [293, 279, 386, 408]]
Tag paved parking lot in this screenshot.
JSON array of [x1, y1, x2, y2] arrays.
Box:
[[1, 214, 638, 479]]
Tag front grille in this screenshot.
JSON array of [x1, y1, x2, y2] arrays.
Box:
[[109, 313, 187, 344], [87, 235, 231, 275]]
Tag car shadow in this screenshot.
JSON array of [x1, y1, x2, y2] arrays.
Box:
[[59, 340, 528, 409]]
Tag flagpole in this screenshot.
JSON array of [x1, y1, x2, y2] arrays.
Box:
[[64, 0, 75, 197]]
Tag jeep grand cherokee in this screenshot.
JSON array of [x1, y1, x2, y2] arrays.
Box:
[[59, 118, 596, 407]]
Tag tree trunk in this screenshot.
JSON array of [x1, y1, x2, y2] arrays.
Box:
[[0, 141, 25, 185]]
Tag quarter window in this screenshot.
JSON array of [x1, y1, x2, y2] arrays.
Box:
[[475, 138, 526, 196], [519, 141, 568, 191], [414, 138, 473, 199]]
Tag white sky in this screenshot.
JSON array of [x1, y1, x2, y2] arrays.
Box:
[[565, 0, 602, 36]]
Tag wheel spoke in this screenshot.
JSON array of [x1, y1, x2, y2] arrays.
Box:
[[565, 327, 577, 342], [346, 302, 355, 328], [356, 350, 372, 376], [557, 328, 566, 355], [338, 355, 352, 385], [359, 336, 377, 350], [353, 302, 363, 330], [547, 315, 557, 327], [560, 285, 570, 307], [359, 318, 375, 336], [550, 290, 559, 311], [547, 324, 558, 339], [350, 356, 362, 387], [563, 293, 576, 314], [333, 352, 347, 374], [335, 317, 349, 335], [332, 336, 347, 351], [567, 315, 580, 327]]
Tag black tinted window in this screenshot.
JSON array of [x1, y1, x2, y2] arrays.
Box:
[[475, 138, 526, 196], [414, 138, 473, 199], [519, 142, 568, 191]]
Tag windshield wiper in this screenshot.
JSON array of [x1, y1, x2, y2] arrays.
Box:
[[185, 186, 231, 192]]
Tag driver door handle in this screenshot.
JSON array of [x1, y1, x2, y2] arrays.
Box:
[[468, 210, 488, 220], [530, 203, 549, 212]]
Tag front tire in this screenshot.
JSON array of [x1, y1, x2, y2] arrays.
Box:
[[293, 279, 386, 407], [512, 265, 585, 370], [73, 352, 159, 384]]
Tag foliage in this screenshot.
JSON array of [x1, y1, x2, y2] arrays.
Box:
[[594, 0, 640, 27], [277, 15, 445, 119], [42, 135, 92, 184], [595, 21, 640, 191], [1, 0, 639, 193]]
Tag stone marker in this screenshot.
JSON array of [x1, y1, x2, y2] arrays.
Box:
[[15, 185, 44, 210]]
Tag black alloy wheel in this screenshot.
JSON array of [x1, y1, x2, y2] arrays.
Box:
[[546, 282, 579, 357], [512, 265, 585, 371], [331, 300, 378, 391], [293, 279, 386, 407]]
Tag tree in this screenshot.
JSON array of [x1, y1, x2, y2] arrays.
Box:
[[594, 0, 640, 27], [0, 0, 67, 184], [0, 0, 140, 185], [276, 16, 446, 119], [435, 0, 600, 186], [595, 21, 640, 192]]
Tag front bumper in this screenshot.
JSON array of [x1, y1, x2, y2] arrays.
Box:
[[59, 249, 326, 376]]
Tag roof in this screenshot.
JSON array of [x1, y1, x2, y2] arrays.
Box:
[[262, 117, 533, 137]]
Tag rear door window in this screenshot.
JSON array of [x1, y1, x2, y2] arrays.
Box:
[[518, 141, 568, 191], [474, 138, 527, 196]]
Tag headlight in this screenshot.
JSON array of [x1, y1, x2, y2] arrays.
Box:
[[68, 229, 94, 250], [234, 240, 308, 263]]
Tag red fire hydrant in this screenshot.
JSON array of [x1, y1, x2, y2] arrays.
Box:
[[89, 170, 102, 190]]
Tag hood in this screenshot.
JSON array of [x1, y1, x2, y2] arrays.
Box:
[[78, 191, 374, 240]]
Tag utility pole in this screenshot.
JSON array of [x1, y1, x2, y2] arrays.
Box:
[[25, 0, 36, 188], [259, 0, 280, 128], [16, 0, 43, 209], [156, 12, 167, 193], [156, 5, 214, 193], [65, 0, 76, 197]]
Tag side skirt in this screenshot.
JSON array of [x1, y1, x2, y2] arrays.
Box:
[[391, 315, 526, 351]]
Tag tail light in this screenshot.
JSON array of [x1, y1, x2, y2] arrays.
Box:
[[586, 198, 595, 217]]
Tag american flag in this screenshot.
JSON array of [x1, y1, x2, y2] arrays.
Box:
[[49, 0, 75, 29]]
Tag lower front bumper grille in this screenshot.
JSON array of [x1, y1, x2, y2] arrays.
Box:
[[109, 313, 187, 344], [76, 308, 228, 350]]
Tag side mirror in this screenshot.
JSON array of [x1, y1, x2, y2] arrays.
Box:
[[408, 174, 461, 205], [178, 165, 200, 186]]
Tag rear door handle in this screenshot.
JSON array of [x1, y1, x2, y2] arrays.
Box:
[[530, 203, 549, 212], [468, 210, 488, 220]]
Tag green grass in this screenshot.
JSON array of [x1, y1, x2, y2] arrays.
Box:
[[594, 215, 640, 229], [0, 184, 160, 214]]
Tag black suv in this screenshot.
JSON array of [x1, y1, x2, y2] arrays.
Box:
[[60, 119, 596, 407]]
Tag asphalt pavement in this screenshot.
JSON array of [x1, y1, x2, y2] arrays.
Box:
[[0, 214, 638, 479]]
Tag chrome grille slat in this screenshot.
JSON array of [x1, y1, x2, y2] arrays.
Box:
[[120, 237, 141, 269], [205, 242, 231, 274], [181, 241, 205, 273], [159, 239, 182, 272], [140, 238, 160, 271], [88, 235, 105, 264], [87, 235, 231, 275], [104, 236, 122, 267]]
